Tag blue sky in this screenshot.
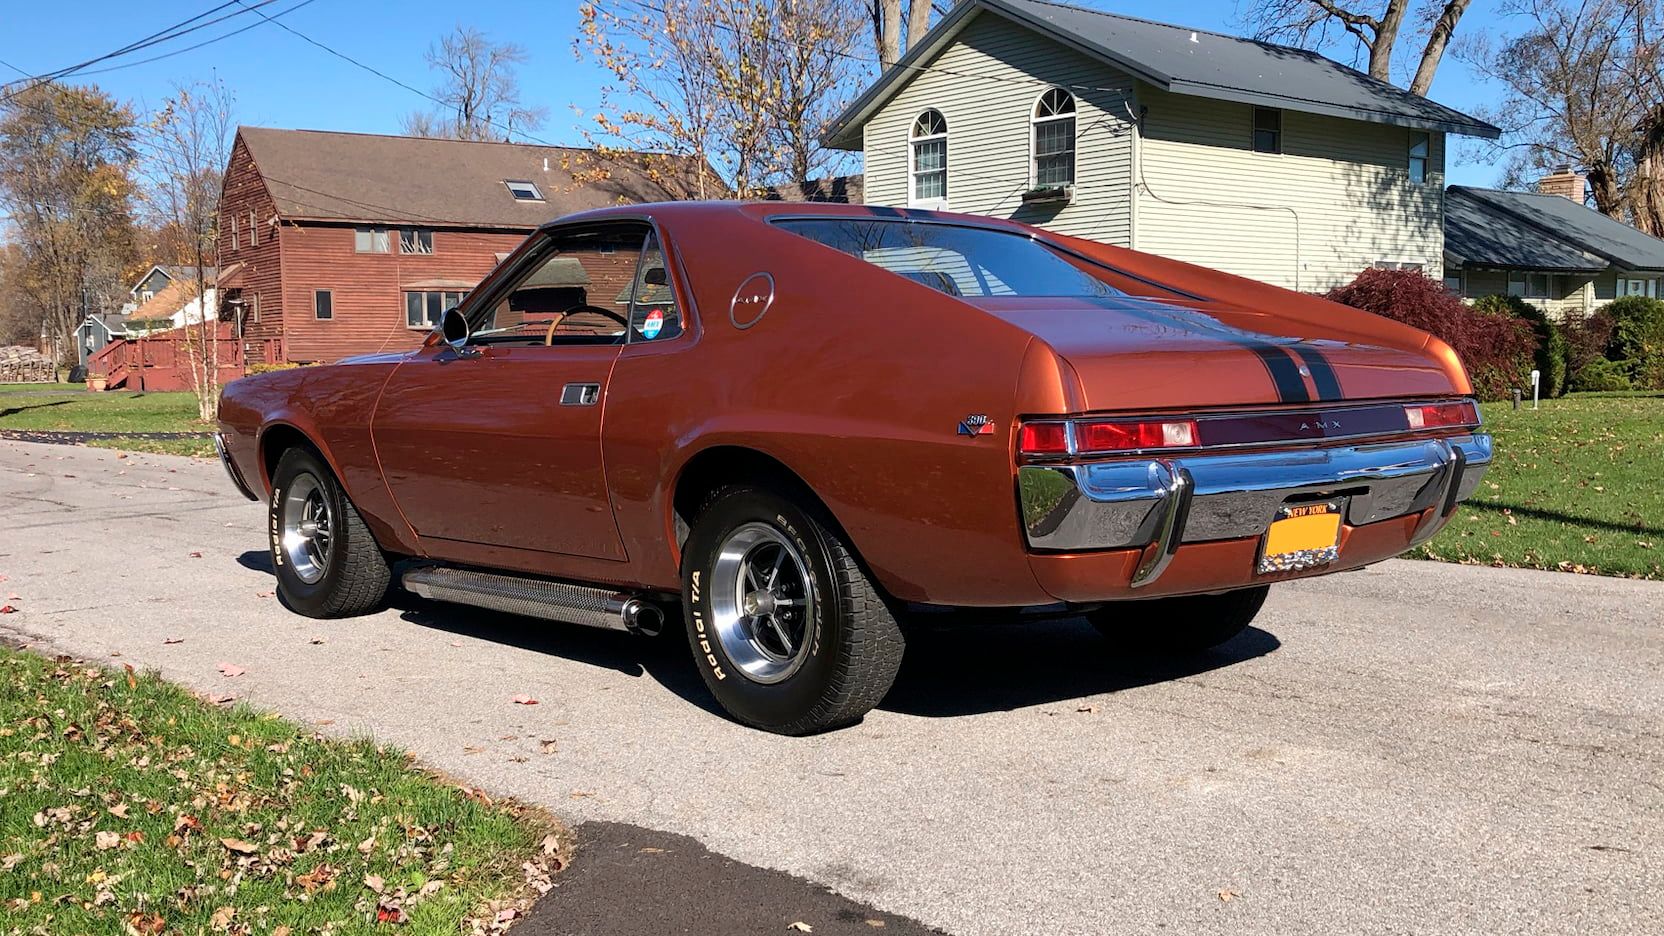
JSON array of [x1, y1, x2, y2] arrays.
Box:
[[3, 0, 1511, 187]]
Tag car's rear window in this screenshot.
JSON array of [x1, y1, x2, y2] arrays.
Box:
[[774, 218, 1123, 298]]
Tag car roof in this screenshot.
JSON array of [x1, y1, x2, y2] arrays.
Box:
[[542, 200, 1032, 234]]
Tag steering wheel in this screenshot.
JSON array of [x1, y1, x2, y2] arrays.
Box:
[[544, 304, 630, 346]]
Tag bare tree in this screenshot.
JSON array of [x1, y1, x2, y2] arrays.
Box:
[[0, 83, 139, 366], [144, 79, 233, 420], [871, 0, 934, 69], [1465, 0, 1657, 227], [403, 26, 547, 142], [769, 0, 870, 184], [1245, 0, 1473, 95], [577, 0, 866, 197]]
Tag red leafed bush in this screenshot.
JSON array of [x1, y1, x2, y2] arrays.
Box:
[[1324, 268, 1537, 401]]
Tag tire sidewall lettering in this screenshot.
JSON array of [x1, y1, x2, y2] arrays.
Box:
[[268, 485, 284, 567]]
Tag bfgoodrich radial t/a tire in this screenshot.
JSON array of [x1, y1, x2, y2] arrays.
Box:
[[268, 447, 390, 618], [681, 486, 905, 735], [1089, 585, 1270, 653]]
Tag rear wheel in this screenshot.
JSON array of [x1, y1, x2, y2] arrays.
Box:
[[269, 447, 390, 618], [1088, 585, 1269, 653], [681, 486, 904, 735]]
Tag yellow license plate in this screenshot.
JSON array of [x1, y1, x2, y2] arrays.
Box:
[[1259, 501, 1343, 574]]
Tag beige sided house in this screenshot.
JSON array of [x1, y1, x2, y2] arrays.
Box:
[[1443, 171, 1664, 318], [823, 0, 1498, 292]]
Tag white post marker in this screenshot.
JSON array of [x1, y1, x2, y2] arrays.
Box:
[[1530, 369, 1541, 410]]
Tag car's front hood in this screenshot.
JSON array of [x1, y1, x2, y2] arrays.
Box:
[[334, 350, 417, 367], [975, 295, 1458, 411]]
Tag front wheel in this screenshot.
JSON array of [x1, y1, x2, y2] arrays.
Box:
[[681, 486, 904, 735], [1088, 585, 1270, 653], [268, 447, 391, 618]]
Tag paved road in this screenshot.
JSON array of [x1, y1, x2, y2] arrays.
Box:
[[3, 438, 1661, 935]]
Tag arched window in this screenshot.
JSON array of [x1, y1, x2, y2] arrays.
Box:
[[909, 109, 948, 208], [1032, 88, 1076, 189]]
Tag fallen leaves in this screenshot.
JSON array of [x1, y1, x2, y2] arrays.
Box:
[[788, 923, 814, 932], [124, 912, 166, 935], [0, 605, 16, 614], [511, 695, 539, 705], [163, 637, 184, 645], [95, 830, 121, 850], [216, 663, 246, 678], [218, 836, 259, 855]]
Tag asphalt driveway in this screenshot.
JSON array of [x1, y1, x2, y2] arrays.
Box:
[[2, 439, 1660, 935]]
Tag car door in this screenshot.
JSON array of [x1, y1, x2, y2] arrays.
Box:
[[371, 223, 654, 561]]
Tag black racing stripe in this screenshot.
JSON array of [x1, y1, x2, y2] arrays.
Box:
[[1289, 344, 1343, 401], [1249, 345, 1310, 402], [1082, 297, 1316, 404]]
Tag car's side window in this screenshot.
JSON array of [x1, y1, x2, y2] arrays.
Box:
[[471, 225, 648, 346], [628, 230, 683, 342]]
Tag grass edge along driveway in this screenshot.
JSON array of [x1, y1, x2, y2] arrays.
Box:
[[0, 645, 564, 936]]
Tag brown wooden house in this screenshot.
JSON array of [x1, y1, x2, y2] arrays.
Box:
[[217, 127, 704, 363]]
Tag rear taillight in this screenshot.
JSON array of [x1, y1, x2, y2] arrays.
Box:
[[1018, 418, 1199, 458], [1017, 422, 1070, 456], [1404, 400, 1478, 430]]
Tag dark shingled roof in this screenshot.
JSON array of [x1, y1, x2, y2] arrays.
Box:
[[763, 175, 865, 203], [1445, 186, 1664, 273], [1443, 187, 1606, 273], [827, 0, 1497, 148], [238, 127, 710, 228]]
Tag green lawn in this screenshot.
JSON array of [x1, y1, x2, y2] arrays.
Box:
[[1415, 392, 1663, 579], [0, 647, 561, 935], [0, 383, 214, 457]]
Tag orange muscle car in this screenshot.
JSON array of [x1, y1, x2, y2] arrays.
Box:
[[217, 201, 1492, 734]]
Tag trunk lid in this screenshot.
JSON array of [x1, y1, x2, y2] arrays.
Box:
[[975, 295, 1458, 412]]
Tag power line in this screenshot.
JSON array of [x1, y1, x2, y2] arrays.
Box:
[[75, 0, 322, 80], [0, 1, 282, 104], [229, 0, 562, 147]]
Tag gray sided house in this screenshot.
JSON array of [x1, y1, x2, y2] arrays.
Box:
[[1444, 179, 1664, 319], [73, 313, 128, 367], [825, 0, 1498, 292]]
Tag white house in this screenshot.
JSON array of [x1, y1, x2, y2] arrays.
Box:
[[823, 0, 1500, 292]]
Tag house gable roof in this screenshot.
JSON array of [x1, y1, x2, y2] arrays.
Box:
[[825, 0, 1498, 149], [236, 127, 711, 229], [1446, 186, 1664, 274], [1443, 187, 1608, 273]]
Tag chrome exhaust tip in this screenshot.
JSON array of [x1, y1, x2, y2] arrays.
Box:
[[620, 598, 665, 637]]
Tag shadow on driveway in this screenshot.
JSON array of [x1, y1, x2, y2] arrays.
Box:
[[236, 550, 1279, 723]]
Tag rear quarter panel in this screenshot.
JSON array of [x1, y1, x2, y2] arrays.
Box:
[[604, 206, 1054, 605]]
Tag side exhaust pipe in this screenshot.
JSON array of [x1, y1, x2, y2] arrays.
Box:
[[620, 598, 665, 637], [402, 565, 670, 637]]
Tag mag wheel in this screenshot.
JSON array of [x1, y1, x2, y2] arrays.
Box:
[[682, 486, 904, 735], [1088, 585, 1269, 653], [268, 447, 390, 618]]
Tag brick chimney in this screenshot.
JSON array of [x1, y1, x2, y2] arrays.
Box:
[[1537, 166, 1587, 202]]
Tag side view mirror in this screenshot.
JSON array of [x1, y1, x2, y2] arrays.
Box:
[[440, 306, 469, 349]]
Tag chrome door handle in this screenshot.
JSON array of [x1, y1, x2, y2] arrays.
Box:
[[561, 383, 601, 406]]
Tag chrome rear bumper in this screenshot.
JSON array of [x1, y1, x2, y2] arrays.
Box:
[[1018, 434, 1492, 586]]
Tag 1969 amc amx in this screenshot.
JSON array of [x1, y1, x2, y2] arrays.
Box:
[[217, 201, 1492, 734]]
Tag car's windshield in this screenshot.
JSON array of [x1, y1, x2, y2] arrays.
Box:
[[774, 218, 1123, 299]]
